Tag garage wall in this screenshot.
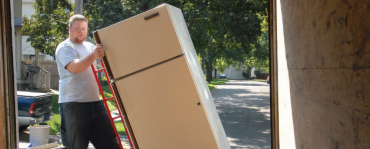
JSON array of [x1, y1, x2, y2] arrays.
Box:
[[276, 0, 370, 148], [212, 66, 246, 80]]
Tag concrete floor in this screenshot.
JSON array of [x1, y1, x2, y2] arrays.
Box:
[[212, 80, 271, 149]]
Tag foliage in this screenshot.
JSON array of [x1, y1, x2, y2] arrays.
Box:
[[83, 0, 126, 40], [254, 69, 262, 77], [22, 0, 127, 55], [242, 69, 249, 79], [243, 13, 269, 70], [22, 0, 73, 56], [115, 121, 127, 135], [23, 0, 268, 83], [46, 94, 61, 135], [101, 85, 118, 111], [213, 57, 229, 74], [120, 0, 267, 82]]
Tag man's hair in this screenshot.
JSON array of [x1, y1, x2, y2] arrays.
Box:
[[69, 14, 87, 27]]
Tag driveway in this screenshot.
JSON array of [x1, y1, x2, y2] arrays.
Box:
[[212, 80, 271, 149]]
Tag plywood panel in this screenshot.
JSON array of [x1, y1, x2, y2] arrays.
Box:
[[97, 5, 183, 78], [276, 0, 370, 148], [114, 56, 218, 149]]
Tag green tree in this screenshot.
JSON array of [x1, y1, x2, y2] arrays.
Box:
[[22, 0, 73, 56], [83, 0, 126, 39], [22, 0, 127, 55], [122, 0, 267, 82], [242, 14, 269, 79], [23, 0, 268, 83]]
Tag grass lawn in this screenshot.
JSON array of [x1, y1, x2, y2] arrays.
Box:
[[46, 78, 227, 135], [46, 87, 125, 135], [207, 79, 228, 91], [251, 79, 267, 82], [46, 95, 61, 135]]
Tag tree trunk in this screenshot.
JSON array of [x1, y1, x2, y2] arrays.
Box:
[[201, 49, 205, 73], [214, 68, 217, 79], [206, 61, 212, 82], [206, 39, 214, 82]]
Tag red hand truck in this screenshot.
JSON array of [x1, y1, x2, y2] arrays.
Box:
[[91, 61, 134, 149]]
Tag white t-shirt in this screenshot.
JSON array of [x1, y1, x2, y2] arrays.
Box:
[[55, 38, 100, 103]]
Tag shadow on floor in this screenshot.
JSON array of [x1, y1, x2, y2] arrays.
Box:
[[213, 81, 271, 149]]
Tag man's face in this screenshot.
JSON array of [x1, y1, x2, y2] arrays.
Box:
[[69, 21, 88, 44]]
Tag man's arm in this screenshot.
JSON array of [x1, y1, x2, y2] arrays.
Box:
[[66, 44, 105, 74]]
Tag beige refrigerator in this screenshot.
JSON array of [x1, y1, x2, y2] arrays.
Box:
[[95, 4, 230, 149]]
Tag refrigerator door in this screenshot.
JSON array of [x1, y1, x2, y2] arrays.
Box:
[[167, 5, 230, 149], [114, 56, 219, 149], [97, 4, 184, 79]]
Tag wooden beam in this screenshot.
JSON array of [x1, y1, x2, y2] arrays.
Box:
[[0, 0, 18, 148], [269, 0, 279, 148]]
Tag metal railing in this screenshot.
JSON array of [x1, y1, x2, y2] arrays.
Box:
[[21, 61, 50, 90]]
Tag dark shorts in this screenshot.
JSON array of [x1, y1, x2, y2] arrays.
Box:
[[60, 101, 120, 149]]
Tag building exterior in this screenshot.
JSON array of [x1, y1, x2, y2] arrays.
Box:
[[212, 66, 268, 80], [22, 0, 54, 61]]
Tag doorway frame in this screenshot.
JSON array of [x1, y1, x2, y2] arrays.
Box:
[[1, 0, 280, 148], [1, 0, 19, 148], [269, 0, 279, 148]]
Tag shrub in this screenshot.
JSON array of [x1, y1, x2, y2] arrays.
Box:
[[242, 69, 250, 79], [254, 69, 262, 78]]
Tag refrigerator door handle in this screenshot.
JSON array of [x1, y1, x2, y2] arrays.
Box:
[[144, 12, 159, 20]]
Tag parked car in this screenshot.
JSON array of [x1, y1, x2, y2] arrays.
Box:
[[267, 75, 270, 84], [219, 74, 226, 79], [17, 91, 53, 131]]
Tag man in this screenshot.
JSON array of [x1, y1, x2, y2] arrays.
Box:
[[55, 14, 120, 149]]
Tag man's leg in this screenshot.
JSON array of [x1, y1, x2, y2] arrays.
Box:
[[89, 101, 120, 149], [59, 104, 69, 148], [62, 102, 92, 149]]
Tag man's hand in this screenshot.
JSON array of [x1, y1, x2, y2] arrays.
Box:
[[93, 44, 105, 59], [66, 44, 105, 74]]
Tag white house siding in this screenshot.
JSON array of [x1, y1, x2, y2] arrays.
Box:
[[14, 0, 22, 83], [15, 30, 23, 82], [14, 0, 22, 17], [251, 67, 256, 78], [22, 0, 35, 17], [22, 0, 54, 61], [212, 66, 246, 80], [212, 66, 263, 80]]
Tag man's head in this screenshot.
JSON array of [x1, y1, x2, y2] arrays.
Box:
[[69, 15, 88, 44]]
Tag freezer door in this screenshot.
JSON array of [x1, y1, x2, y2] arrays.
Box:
[[97, 4, 184, 78], [114, 56, 219, 149]]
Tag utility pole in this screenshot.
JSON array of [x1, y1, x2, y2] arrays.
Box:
[[75, 0, 83, 14]]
